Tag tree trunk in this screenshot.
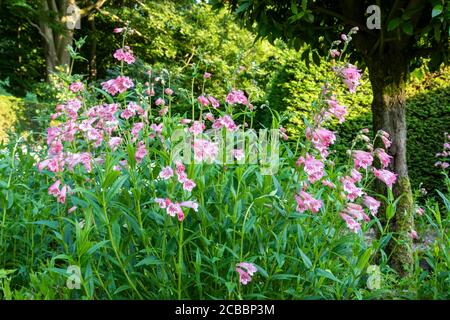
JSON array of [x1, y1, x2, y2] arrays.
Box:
[[38, 0, 73, 80], [367, 53, 414, 276]]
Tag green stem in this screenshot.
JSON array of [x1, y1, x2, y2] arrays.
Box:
[[177, 221, 184, 300]]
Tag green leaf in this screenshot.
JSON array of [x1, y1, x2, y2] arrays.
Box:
[[135, 256, 163, 267], [298, 248, 312, 269], [356, 248, 373, 272], [111, 221, 121, 248], [106, 174, 128, 203], [402, 21, 413, 35], [315, 268, 342, 284], [86, 240, 110, 256], [93, 87, 114, 104], [432, 5, 443, 18], [387, 18, 401, 31], [386, 203, 395, 220]]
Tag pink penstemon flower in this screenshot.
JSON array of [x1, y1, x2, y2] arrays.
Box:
[[159, 166, 174, 180], [375, 148, 392, 168], [182, 179, 196, 192], [197, 95, 209, 107], [113, 46, 135, 64], [69, 81, 84, 93], [235, 262, 257, 285], [372, 168, 397, 188], [135, 141, 147, 163], [188, 121, 206, 135], [226, 89, 248, 105], [363, 195, 381, 216], [295, 191, 323, 213], [353, 150, 373, 170]]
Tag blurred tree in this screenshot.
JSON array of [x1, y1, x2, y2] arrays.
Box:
[[2, 0, 108, 79], [213, 0, 450, 275]]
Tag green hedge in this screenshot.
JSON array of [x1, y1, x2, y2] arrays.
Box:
[[0, 95, 23, 142]]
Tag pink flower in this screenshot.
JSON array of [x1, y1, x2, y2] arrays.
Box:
[[203, 72, 211, 79], [167, 202, 182, 217], [373, 168, 397, 188], [69, 81, 84, 93], [353, 151, 373, 169], [408, 230, 418, 240], [155, 98, 165, 106], [306, 127, 336, 157], [164, 88, 173, 95], [197, 95, 209, 107], [189, 121, 206, 135], [416, 207, 424, 216], [233, 149, 245, 161], [335, 64, 361, 93], [226, 89, 248, 105], [113, 46, 135, 64], [378, 130, 391, 149], [363, 196, 381, 216], [325, 98, 347, 123], [48, 180, 61, 196], [235, 262, 257, 285], [120, 107, 134, 119], [203, 112, 215, 122], [177, 210, 185, 222], [236, 267, 252, 285], [375, 149, 392, 168], [57, 185, 67, 204], [180, 201, 199, 212], [322, 180, 335, 188], [131, 122, 144, 139], [68, 206, 77, 214], [49, 141, 63, 155], [212, 115, 237, 132], [341, 176, 363, 201], [295, 191, 323, 213], [340, 213, 361, 233], [298, 154, 324, 183], [155, 198, 171, 209], [330, 49, 340, 58], [135, 141, 147, 163], [381, 136, 391, 149], [113, 27, 124, 33], [182, 179, 196, 192], [208, 96, 220, 109], [101, 76, 134, 96], [279, 127, 288, 141], [65, 99, 82, 120], [193, 139, 219, 162], [237, 262, 257, 276], [109, 137, 122, 151], [159, 166, 174, 180], [350, 168, 362, 183]]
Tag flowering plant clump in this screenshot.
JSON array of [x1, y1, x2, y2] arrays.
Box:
[[3, 27, 419, 300]]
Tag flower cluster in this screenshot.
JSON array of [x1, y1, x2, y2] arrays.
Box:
[[101, 76, 134, 96], [113, 46, 135, 64]]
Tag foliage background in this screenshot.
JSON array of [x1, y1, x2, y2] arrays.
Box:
[[0, 1, 449, 192]]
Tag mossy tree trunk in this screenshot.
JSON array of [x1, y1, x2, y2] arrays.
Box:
[[367, 51, 414, 276]]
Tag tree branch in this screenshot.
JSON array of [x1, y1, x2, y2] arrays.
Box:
[[80, 0, 108, 17]]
